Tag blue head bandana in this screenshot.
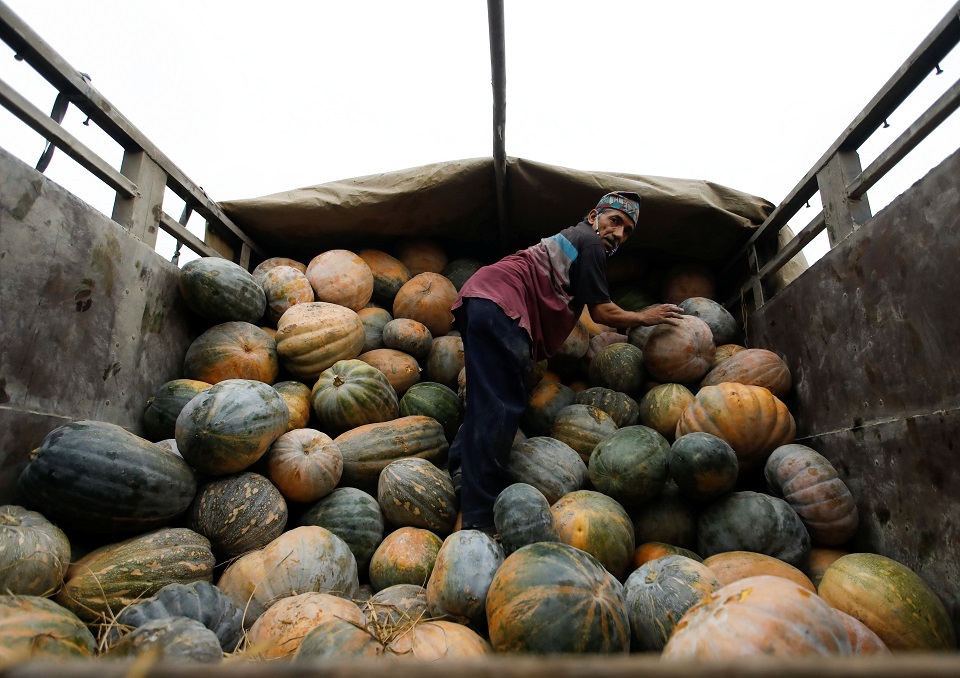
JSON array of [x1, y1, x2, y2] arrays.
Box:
[[595, 191, 642, 225]]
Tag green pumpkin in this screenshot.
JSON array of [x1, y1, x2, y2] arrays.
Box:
[[178, 256, 266, 324], [311, 359, 400, 436], [588, 425, 670, 509], [300, 487, 385, 572], [399, 381, 464, 442]]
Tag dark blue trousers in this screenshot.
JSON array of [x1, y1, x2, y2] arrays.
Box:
[[448, 297, 534, 529]]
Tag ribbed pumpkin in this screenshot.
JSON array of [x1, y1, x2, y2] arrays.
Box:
[[643, 315, 716, 383], [486, 541, 630, 654], [522, 381, 576, 437], [359, 249, 412, 307], [423, 335, 464, 390], [187, 472, 288, 559], [675, 382, 796, 470], [817, 553, 955, 651], [624, 554, 722, 651], [260, 265, 315, 325], [764, 443, 859, 546], [0, 595, 96, 661], [183, 321, 279, 385], [0, 505, 71, 597], [377, 458, 457, 534], [574, 387, 639, 428], [396, 239, 448, 276], [399, 382, 463, 442], [630, 481, 699, 551], [359, 348, 421, 395], [630, 542, 702, 570], [246, 591, 366, 659], [305, 249, 374, 311], [299, 487, 384, 571], [588, 343, 645, 395], [295, 617, 387, 660], [678, 296, 739, 344], [834, 609, 891, 654], [382, 318, 433, 360], [661, 263, 716, 305], [311, 359, 400, 436], [702, 551, 816, 592], [252, 256, 307, 284], [18, 420, 197, 536], [588, 425, 669, 508], [638, 382, 695, 440], [334, 416, 449, 493], [56, 528, 215, 622], [493, 483, 559, 555], [697, 491, 811, 568], [701, 347, 792, 398], [507, 436, 587, 504], [393, 272, 458, 337], [549, 404, 618, 464], [275, 302, 365, 380], [106, 617, 222, 663], [712, 343, 747, 367], [388, 619, 492, 658], [179, 257, 266, 324], [426, 530, 504, 627], [217, 526, 359, 629], [668, 431, 739, 502], [272, 380, 312, 431], [264, 428, 342, 503], [368, 526, 443, 592], [358, 306, 393, 353], [662, 575, 852, 658], [552, 490, 635, 580], [176, 378, 290, 475], [143, 378, 212, 441]]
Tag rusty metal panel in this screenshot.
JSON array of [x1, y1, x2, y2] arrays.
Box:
[[0, 145, 195, 503]]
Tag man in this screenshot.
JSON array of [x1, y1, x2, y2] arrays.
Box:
[[448, 190, 684, 532]]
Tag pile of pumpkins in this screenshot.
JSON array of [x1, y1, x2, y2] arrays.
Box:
[[1, 239, 955, 665]]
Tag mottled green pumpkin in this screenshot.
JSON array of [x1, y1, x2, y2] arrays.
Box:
[[522, 381, 576, 437], [311, 359, 400, 436], [377, 458, 457, 535], [588, 342, 645, 395], [399, 381, 464, 442], [368, 526, 443, 592], [0, 505, 71, 597], [588, 425, 670, 509], [669, 431, 739, 502], [507, 436, 587, 505], [493, 483, 559, 555], [179, 256, 266, 324], [107, 617, 223, 663], [574, 387, 639, 427], [300, 487, 385, 571], [552, 490, 635, 581], [549, 404, 618, 464], [426, 529, 504, 627], [143, 378, 212, 441], [0, 595, 96, 662]]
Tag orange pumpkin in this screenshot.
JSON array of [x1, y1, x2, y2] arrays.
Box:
[[183, 321, 279, 385], [579, 306, 613, 336], [359, 348, 421, 396], [701, 348, 792, 399], [551, 490, 634, 580], [702, 551, 816, 592], [395, 239, 448, 276], [275, 302, 365, 380], [643, 315, 716, 383], [806, 547, 848, 588], [368, 527, 443, 592], [661, 263, 716, 304], [387, 619, 491, 659], [423, 335, 463, 390], [382, 318, 433, 360], [305, 249, 374, 311], [630, 542, 702, 570], [712, 343, 747, 368], [260, 265, 315, 326], [359, 248, 412, 306], [264, 429, 343, 503], [272, 381, 312, 431], [392, 273, 458, 337]]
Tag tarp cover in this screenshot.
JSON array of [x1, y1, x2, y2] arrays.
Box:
[[219, 156, 775, 264]]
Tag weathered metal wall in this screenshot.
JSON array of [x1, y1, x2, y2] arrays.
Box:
[[0, 145, 195, 503], [747, 147, 960, 635]]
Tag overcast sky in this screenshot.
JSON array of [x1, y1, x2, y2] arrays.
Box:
[[2, 1, 958, 264]]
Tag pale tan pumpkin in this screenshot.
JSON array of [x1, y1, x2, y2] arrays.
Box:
[[246, 591, 365, 659], [275, 302, 365, 380], [264, 429, 343, 503], [643, 315, 716, 383], [701, 348, 792, 399], [392, 273, 458, 337], [305, 249, 374, 311]]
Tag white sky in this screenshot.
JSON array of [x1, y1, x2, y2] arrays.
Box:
[[2, 0, 959, 265]]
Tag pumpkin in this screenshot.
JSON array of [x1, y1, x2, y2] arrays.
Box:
[[108, 581, 243, 652], [588, 342, 645, 395], [305, 249, 374, 311], [260, 265, 315, 325], [0, 595, 96, 661], [176, 378, 290, 475], [629, 480, 699, 551], [426, 530, 504, 627], [377, 458, 457, 535], [179, 256, 266, 324], [56, 528, 215, 622], [294, 616, 387, 660], [764, 443, 859, 546], [187, 472, 288, 559], [217, 526, 360, 629], [395, 239, 448, 276], [387, 619, 492, 659], [264, 428, 342, 503], [712, 343, 747, 367], [365, 584, 428, 629], [359, 249, 412, 306], [358, 306, 393, 353], [107, 617, 223, 663], [668, 431, 739, 502], [643, 315, 716, 383], [574, 387, 639, 428], [382, 318, 433, 360], [817, 552, 955, 651], [299, 487, 385, 571], [275, 302, 366, 380], [834, 609, 891, 654], [0, 505, 70, 597], [588, 425, 669, 509], [183, 321, 279, 385], [399, 382, 463, 443], [661, 262, 716, 305], [272, 380, 312, 431], [493, 483, 559, 555], [334, 416, 449, 493], [702, 551, 816, 592], [675, 382, 796, 471], [549, 404, 618, 464], [678, 296, 739, 344], [368, 526, 443, 592], [442, 257, 484, 291], [18, 420, 197, 536], [393, 273, 458, 337], [638, 382, 695, 440], [630, 542, 702, 570], [552, 320, 590, 363], [423, 335, 464, 390], [806, 547, 848, 588], [579, 305, 614, 336], [701, 347, 792, 398], [661, 575, 852, 658], [252, 256, 307, 283], [522, 381, 576, 437], [143, 378, 212, 441], [552, 490, 635, 580], [311, 359, 400, 436], [698, 491, 811, 568], [485, 541, 630, 654], [359, 348, 421, 395], [507, 436, 587, 504], [246, 591, 366, 659], [624, 554, 722, 651]]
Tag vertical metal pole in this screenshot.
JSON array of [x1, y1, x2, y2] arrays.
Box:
[[487, 0, 508, 250]]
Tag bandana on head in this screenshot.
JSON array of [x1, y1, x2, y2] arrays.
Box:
[[595, 191, 642, 225]]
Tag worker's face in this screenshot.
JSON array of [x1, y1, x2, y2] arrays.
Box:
[[589, 208, 635, 254]]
